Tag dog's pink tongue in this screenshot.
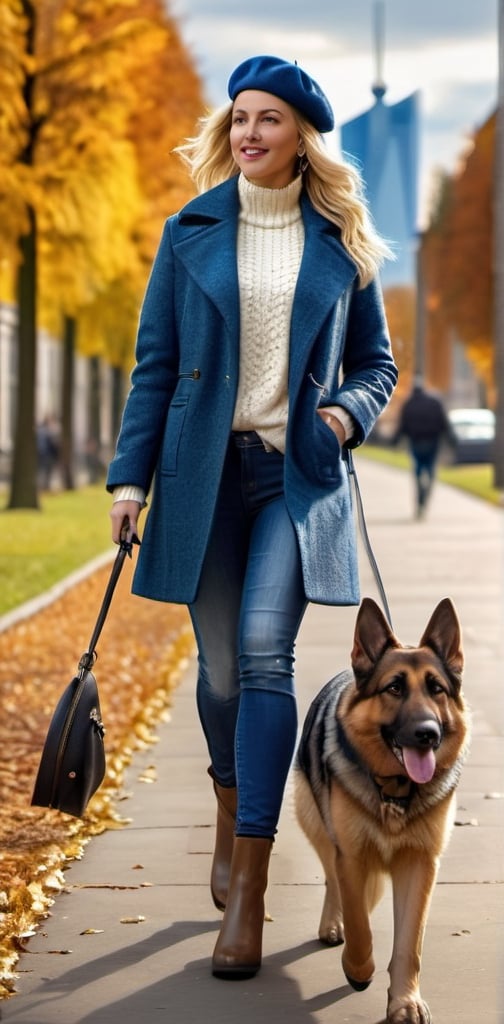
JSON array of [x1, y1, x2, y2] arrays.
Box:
[[402, 747, 436, 784]]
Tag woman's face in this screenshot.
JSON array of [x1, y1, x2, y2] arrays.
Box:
[[230, 90, 301, 188]]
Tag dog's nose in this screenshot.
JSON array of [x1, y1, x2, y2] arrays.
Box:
[[415, 721, 441, 748]]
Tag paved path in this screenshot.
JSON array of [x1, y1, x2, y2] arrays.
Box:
[[3, 459, 503, 1023]]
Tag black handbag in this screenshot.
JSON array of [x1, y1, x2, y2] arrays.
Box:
[[31, 528, 137, 818]]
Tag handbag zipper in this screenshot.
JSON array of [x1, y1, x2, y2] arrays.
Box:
[[49, 681, 105, 807], [50, 678, 85, 806]]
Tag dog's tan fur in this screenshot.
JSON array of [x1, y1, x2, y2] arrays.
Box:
[[294, 597, 469, 1024]]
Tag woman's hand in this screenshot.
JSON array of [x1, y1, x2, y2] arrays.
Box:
[[110, 500, 143, 545], [317, 409, 346, 445]]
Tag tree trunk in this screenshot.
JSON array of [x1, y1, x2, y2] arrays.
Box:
[[494, 0, 504, 488], [84, 354, 104, 483], [7, 213, 39, 510], [88, 355, 101, 449], [7, 1, 39, 510], [60, 316, 76, 490], [111, 364, 125, 446]]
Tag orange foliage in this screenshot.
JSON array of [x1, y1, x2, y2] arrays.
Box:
[[383, 284, 416, 399], [422, 113, 496, 403]]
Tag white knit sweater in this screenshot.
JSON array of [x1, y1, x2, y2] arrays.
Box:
[[231, 173, 304, 453], [113, 174, 354, 507]]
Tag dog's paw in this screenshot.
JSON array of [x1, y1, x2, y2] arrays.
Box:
[[342, 950, 374, 991], [387, 995, 432, 1024], [345, 971, 372, 992], [318, 921, 344, 946]]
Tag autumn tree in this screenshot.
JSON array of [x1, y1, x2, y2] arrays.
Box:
[[76, 0, 204, 441], [35, 4, 148, 488], [420, 172, 456, 390], [1, 1, 40, 509], [0, 0, 204, 508], [383, 285, 416, 399], [422, 114, 496, 406], [1, 0, 154, 506]]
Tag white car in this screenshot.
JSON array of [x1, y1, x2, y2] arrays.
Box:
[[447, 408, 495, 464]]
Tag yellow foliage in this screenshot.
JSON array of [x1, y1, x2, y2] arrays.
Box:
[[1, 0, 205, 367], [77, 279, 142, 364], [38, 135, 144, 331], [0, 264, 15, 304], [0, 1, 30, 176]]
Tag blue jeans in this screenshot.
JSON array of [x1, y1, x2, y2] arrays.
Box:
[[410, 439, 440, 511], [189, 433, 307, 838]]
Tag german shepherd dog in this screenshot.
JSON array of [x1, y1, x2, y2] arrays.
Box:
[[294, 597, 469, 1024]]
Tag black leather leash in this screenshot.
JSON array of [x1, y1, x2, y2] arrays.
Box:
[[79, 522, 140, 675], [347, 449, 393, 629]]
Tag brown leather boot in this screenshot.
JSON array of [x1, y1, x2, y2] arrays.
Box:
[[208, 770, 237, 911], [212, 836, 273, 979]]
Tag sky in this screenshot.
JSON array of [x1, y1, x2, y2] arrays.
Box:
[[169, 0, 499, 226]]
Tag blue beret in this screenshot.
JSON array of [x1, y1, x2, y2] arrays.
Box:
[[228, 55, 334, 134]]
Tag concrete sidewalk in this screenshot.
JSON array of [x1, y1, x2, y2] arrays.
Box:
[[3, 459, 503, 1023]]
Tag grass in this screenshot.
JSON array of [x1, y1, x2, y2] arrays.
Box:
[[1, 485, 113, 616], [358, 444, 503, 506], [1, 451, 502, 618]]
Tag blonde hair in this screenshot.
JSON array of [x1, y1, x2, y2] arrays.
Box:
[[175, 103, 393, 288]]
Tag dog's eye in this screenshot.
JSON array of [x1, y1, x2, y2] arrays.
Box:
[[383, 678, 404, 697], [426, 675, 447, 697]]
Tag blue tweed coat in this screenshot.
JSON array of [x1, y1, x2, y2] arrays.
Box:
[[107, 176, 397, 605]]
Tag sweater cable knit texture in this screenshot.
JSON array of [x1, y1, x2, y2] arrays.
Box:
[[231, 173, 304, 453]]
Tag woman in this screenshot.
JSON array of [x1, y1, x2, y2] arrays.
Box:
[[108, 55, 398, 980]]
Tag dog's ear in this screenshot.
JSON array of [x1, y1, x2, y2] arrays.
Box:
[[419, 597, 464, 687], [351, 597, 400, 684]]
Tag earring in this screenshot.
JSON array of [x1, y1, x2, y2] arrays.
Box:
[[297, 143, 308, 173]]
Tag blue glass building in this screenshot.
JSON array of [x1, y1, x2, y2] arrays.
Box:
[[340, 84, 420, 286]]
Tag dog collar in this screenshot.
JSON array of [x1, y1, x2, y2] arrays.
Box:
[[373, 773, 414, 809]]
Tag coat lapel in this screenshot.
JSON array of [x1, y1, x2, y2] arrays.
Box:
[[172, 179, 241, 335]]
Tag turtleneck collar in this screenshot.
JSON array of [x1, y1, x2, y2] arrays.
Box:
[[238, 173, 303, 228]]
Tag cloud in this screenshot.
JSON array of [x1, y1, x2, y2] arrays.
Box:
[[172, 0, 498, 49]]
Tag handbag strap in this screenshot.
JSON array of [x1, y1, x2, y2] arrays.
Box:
[[79, 523, 140, 674], [347, 450, 393, 629]]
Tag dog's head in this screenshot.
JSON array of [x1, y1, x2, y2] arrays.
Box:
[[346, 597, 468, 785]]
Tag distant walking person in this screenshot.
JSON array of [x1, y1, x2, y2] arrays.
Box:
[[36, 415, 61, 491], [393, 380, 454, 518]]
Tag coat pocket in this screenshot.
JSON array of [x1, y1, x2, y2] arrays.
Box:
[[315, 414, 343, 485], [308, 372, 329, 397], [160, 395, 189, 476]]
